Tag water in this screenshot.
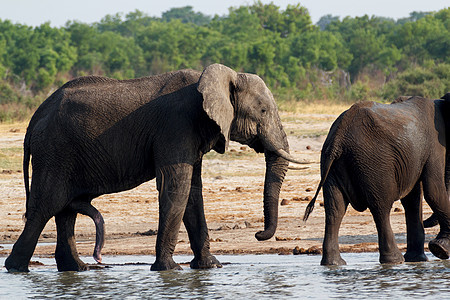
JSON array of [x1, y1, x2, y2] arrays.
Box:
[[1, 253, 449, 299]]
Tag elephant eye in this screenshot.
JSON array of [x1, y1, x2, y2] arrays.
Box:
[[261, 108, 267, 114]]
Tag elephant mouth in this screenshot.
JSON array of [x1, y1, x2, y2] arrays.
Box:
[[248, 137, 265, 153]]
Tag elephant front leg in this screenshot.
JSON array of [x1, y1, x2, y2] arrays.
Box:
[[183, 160, 222, 269], [321, 184, 348, 266], [55, 209, 87, 271], [400, 183, 427, 262], [151, 164, 193, 271]]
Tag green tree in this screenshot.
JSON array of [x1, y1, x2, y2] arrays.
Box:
[[249, 1, 313, 36], [137, 20, 204, 73], [95, 31, 144, 78], [390, 10, 450, 64], [325, 15, 400, 79], [96, 10, 157, 37], [33, 23, 77, 88], [212, 8, 259, 43], [317, 14, 339, 31], [396, 11, 431, 25], [289, 29, 351, 71], [0, 35, 7, 78], [162, 6, 211, 26]]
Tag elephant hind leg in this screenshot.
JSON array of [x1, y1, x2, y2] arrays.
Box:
[[183, 160, 221, 269], [321, 182, 348, 266], [5, 172, 62, 272], [421, 167, 450, 260], [5, 214, 50, 272], [151, 163, 193, 271], [55, 208, 87, 271], [400, 183, 427, 262], [369, 200, 404, 264]]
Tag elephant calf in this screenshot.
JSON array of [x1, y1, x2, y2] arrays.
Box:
[[5, 64, 304, 272], [304, 93, 450, 265]]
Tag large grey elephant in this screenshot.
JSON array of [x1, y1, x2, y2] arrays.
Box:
[[5, 64, 303, 272], [303, 94, 450, 265]]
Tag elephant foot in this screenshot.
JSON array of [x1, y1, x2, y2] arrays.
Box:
[[320, 255, 347, 266], [55, 252, 88, 272], [4, 256, 30, 273], [379, 251, 405, 264], [404, 251, 428, 262], [57, 261, 88, 272], [429, 238, 450, 260], [190, 255, 222, 269], [151, 258, 183, 271]]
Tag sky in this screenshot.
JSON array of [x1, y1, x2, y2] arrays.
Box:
[[0, 0, 449, 27]]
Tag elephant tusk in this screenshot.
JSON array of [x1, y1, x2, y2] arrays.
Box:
[[275, 149, 312, 164], [288, 166, 309, 170]]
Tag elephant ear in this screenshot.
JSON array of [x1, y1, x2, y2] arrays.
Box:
[[197, 64, 237, 154]]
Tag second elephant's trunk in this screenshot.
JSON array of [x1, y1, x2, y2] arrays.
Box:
[[254, 149, 289, 241]]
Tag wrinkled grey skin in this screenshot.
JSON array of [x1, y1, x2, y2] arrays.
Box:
[[304, 94, 450, 265], [5, 64, 293, 272]]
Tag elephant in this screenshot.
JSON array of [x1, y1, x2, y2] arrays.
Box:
[[303, 93, 450, 265], [5, 64, 304, 272]]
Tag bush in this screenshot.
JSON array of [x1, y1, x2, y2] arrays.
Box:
[[348, 81, 370, 101], [383, 63, 450, 99], [0, 80, 21, 104], [0, 79, 39, 122]]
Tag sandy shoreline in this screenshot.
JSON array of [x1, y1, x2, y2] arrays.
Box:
[[0, 113, 439, 264]]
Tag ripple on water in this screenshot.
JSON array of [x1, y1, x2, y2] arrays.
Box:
[[0, 253, 449, 299]]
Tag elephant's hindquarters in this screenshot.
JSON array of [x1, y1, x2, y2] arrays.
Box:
[[324, 158, 368, 212]]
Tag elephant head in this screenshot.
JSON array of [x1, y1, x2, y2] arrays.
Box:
[[198, 64, 299, 240]]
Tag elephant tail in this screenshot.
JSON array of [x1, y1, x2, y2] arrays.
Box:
[[303, 107, 350, 222], [303, 145, 339, 222], [23, 132, 31, 221]]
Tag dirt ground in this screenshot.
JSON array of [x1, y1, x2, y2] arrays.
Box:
[[0, 111, 440, 263]]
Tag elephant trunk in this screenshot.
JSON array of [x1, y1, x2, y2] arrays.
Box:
[[255, 148, 289, 241]]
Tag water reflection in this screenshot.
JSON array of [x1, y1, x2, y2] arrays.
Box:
[[1, 254, 449, 299], [154, 269, 214, 297], [322, 256, 450, 298]]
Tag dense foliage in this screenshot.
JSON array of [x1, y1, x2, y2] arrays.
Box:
[[0, 2, 449, 121]]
